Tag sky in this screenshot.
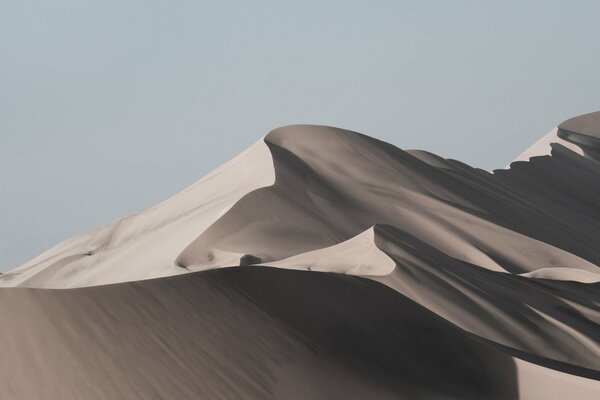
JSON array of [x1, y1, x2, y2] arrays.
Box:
[[1, 1, 600, 271]]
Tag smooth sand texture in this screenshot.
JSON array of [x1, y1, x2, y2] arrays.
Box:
[[0, 268, 562, 399], [0, 140, 275, 287], [178, 124, 600, 282], [1, 112, 599, 398]]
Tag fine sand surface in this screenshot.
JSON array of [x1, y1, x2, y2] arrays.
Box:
[[1, 111, 600, 398], [1, 267, 597, 400], [0, 140, 275, 287]]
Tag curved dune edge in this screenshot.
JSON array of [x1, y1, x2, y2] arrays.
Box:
[[371, 223, 600, 369], [176, 123, 600, 283], [0, 139, 276, 287], [520, 267, 600, 283], [261, 226, 396, 276], [508, 111, 600, 166], [559, 110, 600, 139], [3, 115, 600, 288], [507, 127, 585, 167], [515, 357, 599, 400]]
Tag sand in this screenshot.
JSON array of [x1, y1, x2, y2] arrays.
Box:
[[1, 112, 599, 398], [0, 140, 275, 286], [0, 267, 577, 400]]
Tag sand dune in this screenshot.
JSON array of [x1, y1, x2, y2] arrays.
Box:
[[1, 267, 597, 400], [0, 140, 275, 287], [177, 124, 600, 281], [1, 112, 599, 398]]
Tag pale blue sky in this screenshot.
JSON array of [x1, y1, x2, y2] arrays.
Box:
[[2, 1, 600, 270]]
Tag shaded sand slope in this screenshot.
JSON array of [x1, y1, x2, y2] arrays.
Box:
[[373, 225, 600, 371], [0, 268, 521, 400], [557, 110, 600, 162], [511, 111, 600, 164], [1, 268, 598, 399], [175, 123, 600, 282], [3, 113, 600, 288]]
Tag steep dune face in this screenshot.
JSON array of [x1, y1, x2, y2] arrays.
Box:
[[1, 112, 600, 398], [511, 111, 600, 164], [374, 225, 600, 372], [557, 111, 600, 162], [178, 135, 600, 368], [3, 115, 600, 287], [177, 124, 600, 281], [509, 127, 584, 165]]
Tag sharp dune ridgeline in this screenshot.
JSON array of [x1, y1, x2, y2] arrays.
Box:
[[2, 112, 600, 399]]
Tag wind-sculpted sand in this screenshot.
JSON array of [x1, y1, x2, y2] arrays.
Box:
[[2, 112, 600, 399]]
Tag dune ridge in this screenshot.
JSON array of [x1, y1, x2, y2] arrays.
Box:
[[1, 111, 600, 399]]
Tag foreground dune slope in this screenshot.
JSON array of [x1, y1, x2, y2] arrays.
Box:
[[1, 112, 600, 398], [1, 267, 597, 400]]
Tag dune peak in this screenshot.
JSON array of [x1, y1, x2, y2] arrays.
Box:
[[2, 112, 600, 398]]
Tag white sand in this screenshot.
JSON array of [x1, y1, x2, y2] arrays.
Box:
[[0, 140, 275, 287]]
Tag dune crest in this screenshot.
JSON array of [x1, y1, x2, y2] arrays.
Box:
[[0, 140, 275, 287], [4, 115, 600, 287], [2, 112, 600, 398], [263, 226, 396, 275]]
